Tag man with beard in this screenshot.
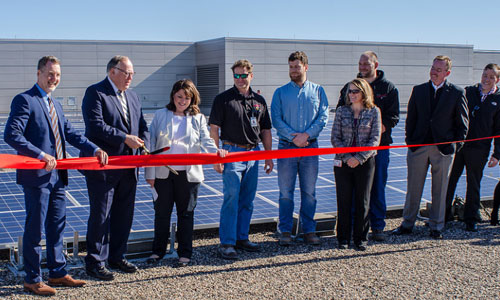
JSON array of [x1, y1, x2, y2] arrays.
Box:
[[337, 51, 400, 241], [271, 51, 329, 246]]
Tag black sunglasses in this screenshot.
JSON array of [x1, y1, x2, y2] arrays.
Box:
[[348, 89, 361, 94], [233, 73, 250, 79]]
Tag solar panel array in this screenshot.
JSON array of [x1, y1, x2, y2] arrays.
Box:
[[0, 113, 498, 248]]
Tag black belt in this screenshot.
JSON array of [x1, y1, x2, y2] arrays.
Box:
[[223, 141, 256, 150]]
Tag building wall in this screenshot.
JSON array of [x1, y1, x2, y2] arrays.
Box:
[[0, 37, 497, 115], [223, 38, 474, 111], [0, 39, 195, 113]]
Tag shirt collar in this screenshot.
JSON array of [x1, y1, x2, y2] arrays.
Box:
[[290, 80, 308, 88], [431, 80, 445, 91], [479, 83, 497, 97], [35, 83, 49, 99], [107, 76, 121, 95]]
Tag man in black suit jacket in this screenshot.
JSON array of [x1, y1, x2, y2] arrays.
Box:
[[82, 55, 149, 280], [393, 55, 469, 239]]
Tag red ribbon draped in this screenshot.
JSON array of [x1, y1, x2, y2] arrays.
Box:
[[1, 135, 499, 170]]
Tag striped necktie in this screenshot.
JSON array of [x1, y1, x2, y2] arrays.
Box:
[[117, 90, 129, 125], [48, 97, 63, 159]]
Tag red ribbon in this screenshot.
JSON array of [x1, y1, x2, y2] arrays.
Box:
[[1, 135, 499, 170]]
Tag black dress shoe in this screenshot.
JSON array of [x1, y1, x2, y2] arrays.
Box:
[[465, 222, 478, 232], [429, 230, 443, 239], [235, 240, 261, 252], [86, 265, 114, 281], [108, 259, 138, 273], [338, 240, 349, 250], [354, 241, 368, 251], [392, 225, 412, 235]]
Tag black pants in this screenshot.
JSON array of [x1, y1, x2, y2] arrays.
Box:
[[445, 147, 489, 223], [334, 156, 375, 244], [152, 171, 200, 259]]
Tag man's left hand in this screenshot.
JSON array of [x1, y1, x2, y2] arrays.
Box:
[[264, 159, 274, 174], [488, 156, 499, 168]]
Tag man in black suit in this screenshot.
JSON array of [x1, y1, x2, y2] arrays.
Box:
[[82, 55, 149, 280], [394, 55, 468, 239]]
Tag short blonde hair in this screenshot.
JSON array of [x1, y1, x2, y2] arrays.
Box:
[[434, 55, 452, 71], [344, 78, 375, 109]]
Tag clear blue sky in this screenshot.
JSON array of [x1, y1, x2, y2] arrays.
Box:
[[1, 0, 496, 50]]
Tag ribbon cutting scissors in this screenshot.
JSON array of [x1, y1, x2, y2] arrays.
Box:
[[141, 145, 179, 175]]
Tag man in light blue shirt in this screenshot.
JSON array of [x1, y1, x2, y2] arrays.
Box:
[[271, 51, 329, 246]]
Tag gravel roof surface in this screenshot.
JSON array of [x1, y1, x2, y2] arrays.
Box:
[[0, 212, 499, 300]]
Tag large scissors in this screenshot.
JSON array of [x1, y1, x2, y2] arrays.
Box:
[[141, 145, 179, 175]]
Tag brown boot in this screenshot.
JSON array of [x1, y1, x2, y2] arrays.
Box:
[[48, 274, 86, 287], [23, 281, 56, 296], [278, 232, 292, 246], [304, 232, 321, 245]]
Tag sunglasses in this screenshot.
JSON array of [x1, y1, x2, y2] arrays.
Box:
[[233, 73, 250, 79], [348, 89, 361, 94]]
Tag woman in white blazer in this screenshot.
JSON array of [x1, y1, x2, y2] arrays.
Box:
[[145, 79, 226, 267]]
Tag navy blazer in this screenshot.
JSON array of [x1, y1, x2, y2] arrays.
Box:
[[81, 78, 149, 179], [4, 85, 98, 187], [405, 81, 469, 155]]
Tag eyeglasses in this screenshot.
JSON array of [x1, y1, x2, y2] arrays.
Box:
[[114, 67, 136, 78], [233, 73, 250, 79], [348, 89, 361, 94]]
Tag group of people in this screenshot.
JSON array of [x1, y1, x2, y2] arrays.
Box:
[[4, 50, 500, 296]]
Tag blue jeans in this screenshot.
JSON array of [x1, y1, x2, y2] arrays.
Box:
[[369, 149, 389, 230], [277, 139, 319, 234], [219, 144, 259, 245]]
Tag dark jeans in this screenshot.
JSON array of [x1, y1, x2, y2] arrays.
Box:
[[152, 171, 200, 259], [445, 147, 489, 223], [369, 149, 390, 230], [334, 156, 375, 244]]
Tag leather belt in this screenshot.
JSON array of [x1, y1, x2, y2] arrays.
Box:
[[223, 141, 256, 150]]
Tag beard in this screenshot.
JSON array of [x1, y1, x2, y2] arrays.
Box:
[[289, 72, 303, 83]]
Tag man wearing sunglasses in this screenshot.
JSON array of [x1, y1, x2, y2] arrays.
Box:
[[81, 55, 149, 280], [209, 59, 273, 260], [337, 51, 400, 242], [445, 63, 500, 231], [271, 51, 329, 246], [394, 55, 468, 240]]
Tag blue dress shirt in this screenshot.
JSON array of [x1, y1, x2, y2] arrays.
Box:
[[271, 80, 329, 142]]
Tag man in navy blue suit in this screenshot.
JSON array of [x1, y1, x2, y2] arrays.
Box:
[[82, 55, 149, 280], [4, 56, 108, 296]]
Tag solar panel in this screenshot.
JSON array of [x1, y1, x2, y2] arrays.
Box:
[[0, 113, 498, 248]]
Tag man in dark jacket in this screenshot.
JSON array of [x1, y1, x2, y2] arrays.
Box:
[[445, 63, 500, 231], [337, 51, 400, 241], [394, 55, 469, 239]]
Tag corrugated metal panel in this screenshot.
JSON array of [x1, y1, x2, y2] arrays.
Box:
[[196, 64, 219, 109]]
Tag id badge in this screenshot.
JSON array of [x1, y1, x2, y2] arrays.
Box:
[[333, 159, 342, 167], [250, 117, 258, 128]]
